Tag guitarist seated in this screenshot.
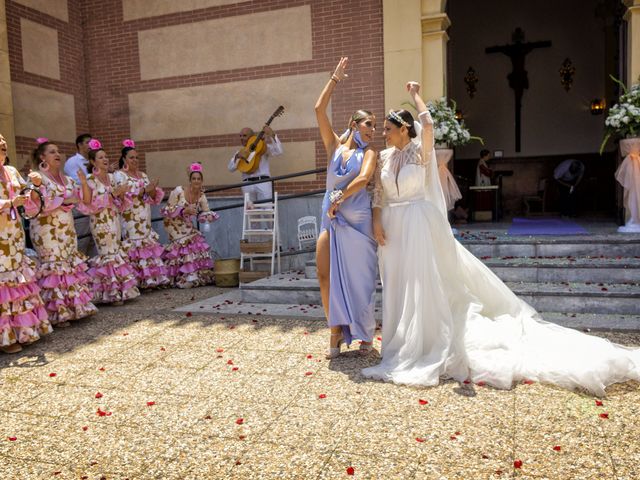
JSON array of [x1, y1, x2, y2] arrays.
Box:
[[227, 125, 283, 203]]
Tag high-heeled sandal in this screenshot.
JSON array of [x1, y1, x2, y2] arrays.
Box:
[[325, 333, 344, 359], [358, 342, 373, 356]]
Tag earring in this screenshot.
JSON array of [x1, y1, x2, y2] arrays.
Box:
[[92, 166, 101, 175], [122, 163, 129, 172], [39, 161, 49, 172]]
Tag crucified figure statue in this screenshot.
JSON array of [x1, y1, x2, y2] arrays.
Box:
[[486, 28, 551, 152]]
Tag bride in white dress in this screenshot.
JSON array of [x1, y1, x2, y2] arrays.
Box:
[[361, 81, 640, 396]]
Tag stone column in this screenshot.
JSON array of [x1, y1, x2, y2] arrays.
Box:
[[0, 0, 15, 160], [420, 8, 450, 101], [625, 0, 640, 84]]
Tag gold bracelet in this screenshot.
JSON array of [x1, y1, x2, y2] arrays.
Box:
[[330, 75, 340, 83]]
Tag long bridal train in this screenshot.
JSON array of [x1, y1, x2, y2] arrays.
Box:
[[362, 112, 640, 397]]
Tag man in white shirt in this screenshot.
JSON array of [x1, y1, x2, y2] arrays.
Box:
[[227, 125, 283, 203], [63, 133, 92, 182]]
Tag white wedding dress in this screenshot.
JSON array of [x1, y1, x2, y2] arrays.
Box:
[[361, 112, 640, 396]]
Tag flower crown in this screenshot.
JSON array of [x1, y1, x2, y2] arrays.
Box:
[[122, 139, 136, 148], [36, 137, 49, 145], [88, 138, 102, 150], [387, 110, 411, 128], [189, 162, 203, 173]]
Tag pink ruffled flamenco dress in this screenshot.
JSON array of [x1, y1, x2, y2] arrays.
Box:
[[162, 186, 218, 288], [114, 170, 170, 289], [76, 173, 140, 304], [0, 165, 52, 349], [29, 173, 97, 324]]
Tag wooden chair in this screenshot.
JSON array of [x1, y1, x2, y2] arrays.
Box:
[[523, 178, 548, 216]]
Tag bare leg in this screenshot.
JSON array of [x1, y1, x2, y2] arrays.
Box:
[[316, 230, 343, 356]]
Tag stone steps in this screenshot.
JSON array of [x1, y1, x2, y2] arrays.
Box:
[[305, 257, 640, 283], [241, 272, 640, 315]]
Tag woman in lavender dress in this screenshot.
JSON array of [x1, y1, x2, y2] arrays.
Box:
[[314, 57, 378, 358]]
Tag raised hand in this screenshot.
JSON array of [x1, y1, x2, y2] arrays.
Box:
[[77, 169, 87, 184], [406, 81, 420, 95], [333, 57, 349, 81]]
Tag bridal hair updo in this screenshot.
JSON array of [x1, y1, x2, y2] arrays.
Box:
[[339, 109, 374, 143], [386, 109, 417, 138]]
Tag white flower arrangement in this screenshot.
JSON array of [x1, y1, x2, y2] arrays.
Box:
[[427, 97, 483, 147], [600, 76, 640, 154]]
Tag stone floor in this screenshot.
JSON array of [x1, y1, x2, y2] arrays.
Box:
[[1, 285, 640, 479]]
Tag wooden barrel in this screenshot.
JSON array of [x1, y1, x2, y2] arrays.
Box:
[[214, 258, 240, 287]]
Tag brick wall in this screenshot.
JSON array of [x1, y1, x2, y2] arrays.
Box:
[[6, 0, 88, 165], [78, 0, 385, 194]]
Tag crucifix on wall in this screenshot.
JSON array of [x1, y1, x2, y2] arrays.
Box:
[[486, 28, 551, 152]]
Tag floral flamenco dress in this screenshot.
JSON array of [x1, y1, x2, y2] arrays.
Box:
[[113, 170, 170, 289], [0, 165, 52, 347], [76, 174, 140, 303], [30, 173, 98, 324], [162, 186, 218, 288]]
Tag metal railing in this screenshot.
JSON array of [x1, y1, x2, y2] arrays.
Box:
[[61, 167, 327, 240]]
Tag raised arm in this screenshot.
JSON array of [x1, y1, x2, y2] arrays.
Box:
[[315, 57, 348, 155], [407, 82, 434, 151]]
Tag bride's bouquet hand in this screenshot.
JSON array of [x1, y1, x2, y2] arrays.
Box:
[[373, 222, 386, 246], [333, 57, 349, 82]]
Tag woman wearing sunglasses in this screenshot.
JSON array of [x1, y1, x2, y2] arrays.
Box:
[[314, 57, 378, 359]]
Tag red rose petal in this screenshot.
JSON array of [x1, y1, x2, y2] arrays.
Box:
[[49, 372, 57, 377], [232, 367, 239, 371], [346, 466, 355, 476], [495, 470, 502, 476], [599, 413, 609, 419], [418, 399, 428, 405], [82, 426, 88, 431], [98, 367, 106, 372], [238, 435, 246, 440], [160, 347, 166, 351], [522, 379, 534, 385], [553, 445, 561, 451], [450, 435, 457, 440], [455, 431, 461, 435], [53, 471, 61, 475], [595, 400, 603, 406], [216, 348, 224, 353], [7, 436, 16, 441], [318, 394, 327, 399], [235, 460, 242, 465], [95, 392, 103, 399], [514, 460, 523, 469], [477, 381, 486, 387], [185, 312, 192, 317], [96, 408, 109, 417], [481, 454, 489, 459], [236, 418, 244, 425], [227, 360, 234, 365], [204, 415, 212, 420], [122, 332, 129, 336], [304, 371, 313, 376], [415, 437, 426, 442], [463, 379, 471, 384], [147, 401, 155, 407], [306, 355, 313, 359]]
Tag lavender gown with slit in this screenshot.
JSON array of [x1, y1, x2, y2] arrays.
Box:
[[320, 145, 377, 345]]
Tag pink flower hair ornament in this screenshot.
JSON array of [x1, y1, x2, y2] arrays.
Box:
[[189, 163, 203, 173], [88, 138, 102, 150], [122, 139, 136, 148], [36, 137, 49, 145]]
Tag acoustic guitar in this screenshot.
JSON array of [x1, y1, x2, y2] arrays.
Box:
[[236, 106, 285, 174]]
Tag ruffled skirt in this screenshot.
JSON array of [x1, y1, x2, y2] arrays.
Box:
[[0, 257, 52, 347], [37, 252, 98, 324], [163, 232, 214, 288], [88, 252, 140, 303], [123, 237, 171, 289]]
